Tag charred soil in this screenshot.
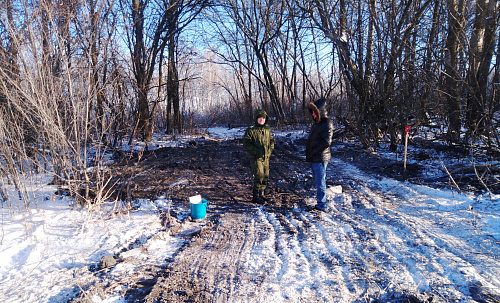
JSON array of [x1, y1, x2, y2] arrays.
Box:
[[110, 136, 312, 211]]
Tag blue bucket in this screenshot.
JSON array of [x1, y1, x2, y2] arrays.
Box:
[[190, 199, 208, 219]]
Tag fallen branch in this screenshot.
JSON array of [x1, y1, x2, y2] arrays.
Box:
[[439, 159, 461, 192]]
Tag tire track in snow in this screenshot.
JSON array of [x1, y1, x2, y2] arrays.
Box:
[[335, 166, 500, 301], [339, 186, 445, 300], [138, 209, 265, 302], [298, 203, 404, 301], [258, 207, 345, 302], [289, 208, 356, 301]]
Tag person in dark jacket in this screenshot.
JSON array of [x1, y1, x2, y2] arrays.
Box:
[[306, 98, 334, 211], [243, 109, 275, 204]]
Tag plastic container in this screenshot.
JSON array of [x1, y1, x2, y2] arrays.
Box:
[[190, 196, 207, 219]]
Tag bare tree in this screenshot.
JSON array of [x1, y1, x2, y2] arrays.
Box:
[[125, 0, 210, 140], [443, 0, 465, 142], [466, 0, 498, 140], [88, 0, 115, 144], [0, 0, 130, 207], [421, 0, 441, 123], [218, 0, 286, 120], [302, 0, 433, 150], [203, 3, 258, 123]]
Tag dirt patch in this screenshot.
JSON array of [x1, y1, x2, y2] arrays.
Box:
[[110, 137, 314, 211]]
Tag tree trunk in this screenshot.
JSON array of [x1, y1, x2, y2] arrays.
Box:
[[90, 0, 106, 144], [422, 0, 441, 122], [132, 0, 152, 142], [357, 0, 375, 149], [444, 0, 463, 142], [467, 0, 497, 135], [492, 26, 500, 119], [167, 33, 181, 133], [471, 0, 498, 135]]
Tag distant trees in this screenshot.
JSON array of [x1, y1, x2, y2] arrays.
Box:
[[204, 0, 288, 122]]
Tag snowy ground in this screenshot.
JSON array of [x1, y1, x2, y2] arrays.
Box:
[[1, 127, 499, 302]]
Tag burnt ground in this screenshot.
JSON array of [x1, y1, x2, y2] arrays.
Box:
[[111, 136, 313, 211], [70, 135, 500, 302]]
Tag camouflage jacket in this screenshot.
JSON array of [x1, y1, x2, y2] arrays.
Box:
[[243, 109, 274, 160]]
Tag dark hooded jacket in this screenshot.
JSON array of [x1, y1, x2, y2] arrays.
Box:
[[306, 98, 334, 163], [243, 109, 275, 159]]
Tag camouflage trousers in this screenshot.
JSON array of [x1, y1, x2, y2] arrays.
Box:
[[249, 157, 270, 191]]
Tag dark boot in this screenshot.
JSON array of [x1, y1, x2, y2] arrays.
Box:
[[253, 190, 265, 204], [259, 190, 268, 202]]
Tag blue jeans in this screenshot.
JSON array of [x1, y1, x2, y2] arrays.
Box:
[[311, 162, 328, 206]]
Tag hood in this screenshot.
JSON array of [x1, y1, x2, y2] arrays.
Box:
[[308, 98, 328, 123], [254, 109, 268, 125]]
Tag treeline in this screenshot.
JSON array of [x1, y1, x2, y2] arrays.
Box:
[[0, 0, 499, 206]]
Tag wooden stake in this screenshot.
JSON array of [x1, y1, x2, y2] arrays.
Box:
[[404, 133, 408, 170], [404, 126, 411, 171]]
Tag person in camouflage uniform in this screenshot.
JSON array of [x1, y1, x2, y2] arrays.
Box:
[[243, 109, 275, 204]]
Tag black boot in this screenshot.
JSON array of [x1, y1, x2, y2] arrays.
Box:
[[253, 190, 265, 204], [259, 190, 268, 202]]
